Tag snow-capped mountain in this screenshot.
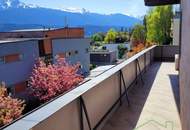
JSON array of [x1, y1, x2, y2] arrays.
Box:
[[0, 0, 142, 35], [60, 7, 90, 14], [0, 0, 38, 9]]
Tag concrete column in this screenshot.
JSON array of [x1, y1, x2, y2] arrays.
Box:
[[180, 0, 190, 130]]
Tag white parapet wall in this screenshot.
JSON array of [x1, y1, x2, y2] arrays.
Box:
[[4, 46, 156, 130]]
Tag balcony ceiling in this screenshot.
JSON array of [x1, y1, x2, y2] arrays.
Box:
[[144, 0, 180, 6]]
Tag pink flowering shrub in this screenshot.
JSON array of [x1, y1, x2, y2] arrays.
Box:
[[29, 58, 83, 102], [0, 83, 25, 127]]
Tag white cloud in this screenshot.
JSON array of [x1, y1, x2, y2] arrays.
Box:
[[125, 0, 149, 17], [60, 7, 90, 13]]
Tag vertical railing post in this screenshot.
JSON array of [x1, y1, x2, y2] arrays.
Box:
[[161, 46, 163, 61], [120, 70, 130, 106], [136, 59, 145, 86], [79, 96, 92, 130], [150, 50, 152, 65], [119, 71, 122, 106], [135, 59, 138, 85], [80, 97, 84, 130], [144, 53, 147, 73]]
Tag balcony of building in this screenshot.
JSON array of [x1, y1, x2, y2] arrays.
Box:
[[102, 62, 180, 130], [3, 45, 180, 130]]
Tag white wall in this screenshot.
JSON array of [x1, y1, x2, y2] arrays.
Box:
[[104, 43, 131, 59], [173, 18, 180, 46], [180, 0, 190, 130], [0, 40, 39, 86], [52, 38, 90, 75]]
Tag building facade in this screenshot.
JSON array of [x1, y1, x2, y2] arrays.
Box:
[[52, 38, 90, 75], [0, 28, 90, 94], [90, 51, 117, 65], [104, 43, 131, 59], [0, 39, 40, 93], [0, 28, 84, 39]]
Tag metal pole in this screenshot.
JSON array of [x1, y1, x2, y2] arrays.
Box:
[[79, 96, 92, 130], [136, 59, 145, 86], [120, 70, 130, 106], [144, 53, 147, 72], [119, 71, 122, 106], [80, 97, 84, 130]]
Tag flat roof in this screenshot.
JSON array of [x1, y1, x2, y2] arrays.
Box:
[[11, 28, 54, 32], [90, 51, 116, 54], [0, 38, 43, 44], [8, 27, 84, 33]]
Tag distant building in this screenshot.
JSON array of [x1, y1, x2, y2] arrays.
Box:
[[0, 28, 90, 94], [52, 38, 90, 74], [172, 11, 180, 46], [90, 50, 117, 65], [0, 27, 84, 39], [0, 27, 90, 72], [0, 38, 41, 94], [103, 43, 131, 59]]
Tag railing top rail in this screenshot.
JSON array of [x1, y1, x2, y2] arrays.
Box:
[[4, 45, 156, 130]]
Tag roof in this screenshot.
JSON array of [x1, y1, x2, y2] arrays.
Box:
[[144, 0, 180, 6], [11, 28, 54, 32], [9, 27, 84, 33], [0, 38, 43, 44], [90, 50, 116, 54]]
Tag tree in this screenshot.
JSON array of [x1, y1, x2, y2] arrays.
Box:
[[115, 32, 130, 43], [146, 5, 173, 45], [0, 82, 25, 127], [118, 44, 128, 59], [104, 29, 117, 43], [131, 24, 146, 46], [91, 32, 105, 42], [29, 58, 83, 102]]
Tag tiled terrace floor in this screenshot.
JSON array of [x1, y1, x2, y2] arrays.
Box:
[[102, 62, 181, 130]]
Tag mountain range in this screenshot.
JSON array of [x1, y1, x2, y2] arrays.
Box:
[[0, 0, 142, 36]]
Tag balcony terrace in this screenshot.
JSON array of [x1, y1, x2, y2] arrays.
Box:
[[3, 45, 180, 130], [102, 62, 181, 130]]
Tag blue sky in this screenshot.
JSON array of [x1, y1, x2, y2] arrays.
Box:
[[20, 0, 149, 17]]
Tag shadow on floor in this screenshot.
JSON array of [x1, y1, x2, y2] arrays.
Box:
[[168, 74, 180, 114], [102, 62, 162, 130]]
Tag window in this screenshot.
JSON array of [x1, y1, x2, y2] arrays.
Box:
[[57, 50, 78, 59], [75, 50, 78, 54], [19, 54, 24, 60], [0, 57, 4, 64], [56, 53, 66, 58], [14, 82, 27, 94], [86, 48, 89, 53], [4, 54, 22, 63], [65, 52, 70, 57]]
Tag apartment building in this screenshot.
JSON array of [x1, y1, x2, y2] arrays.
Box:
[[0, 28, 90, 94], [0, 38, 40, 93], [90, 50, 117, 65], [0, 27, 84, 39], [52, 38, 90, 74]]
